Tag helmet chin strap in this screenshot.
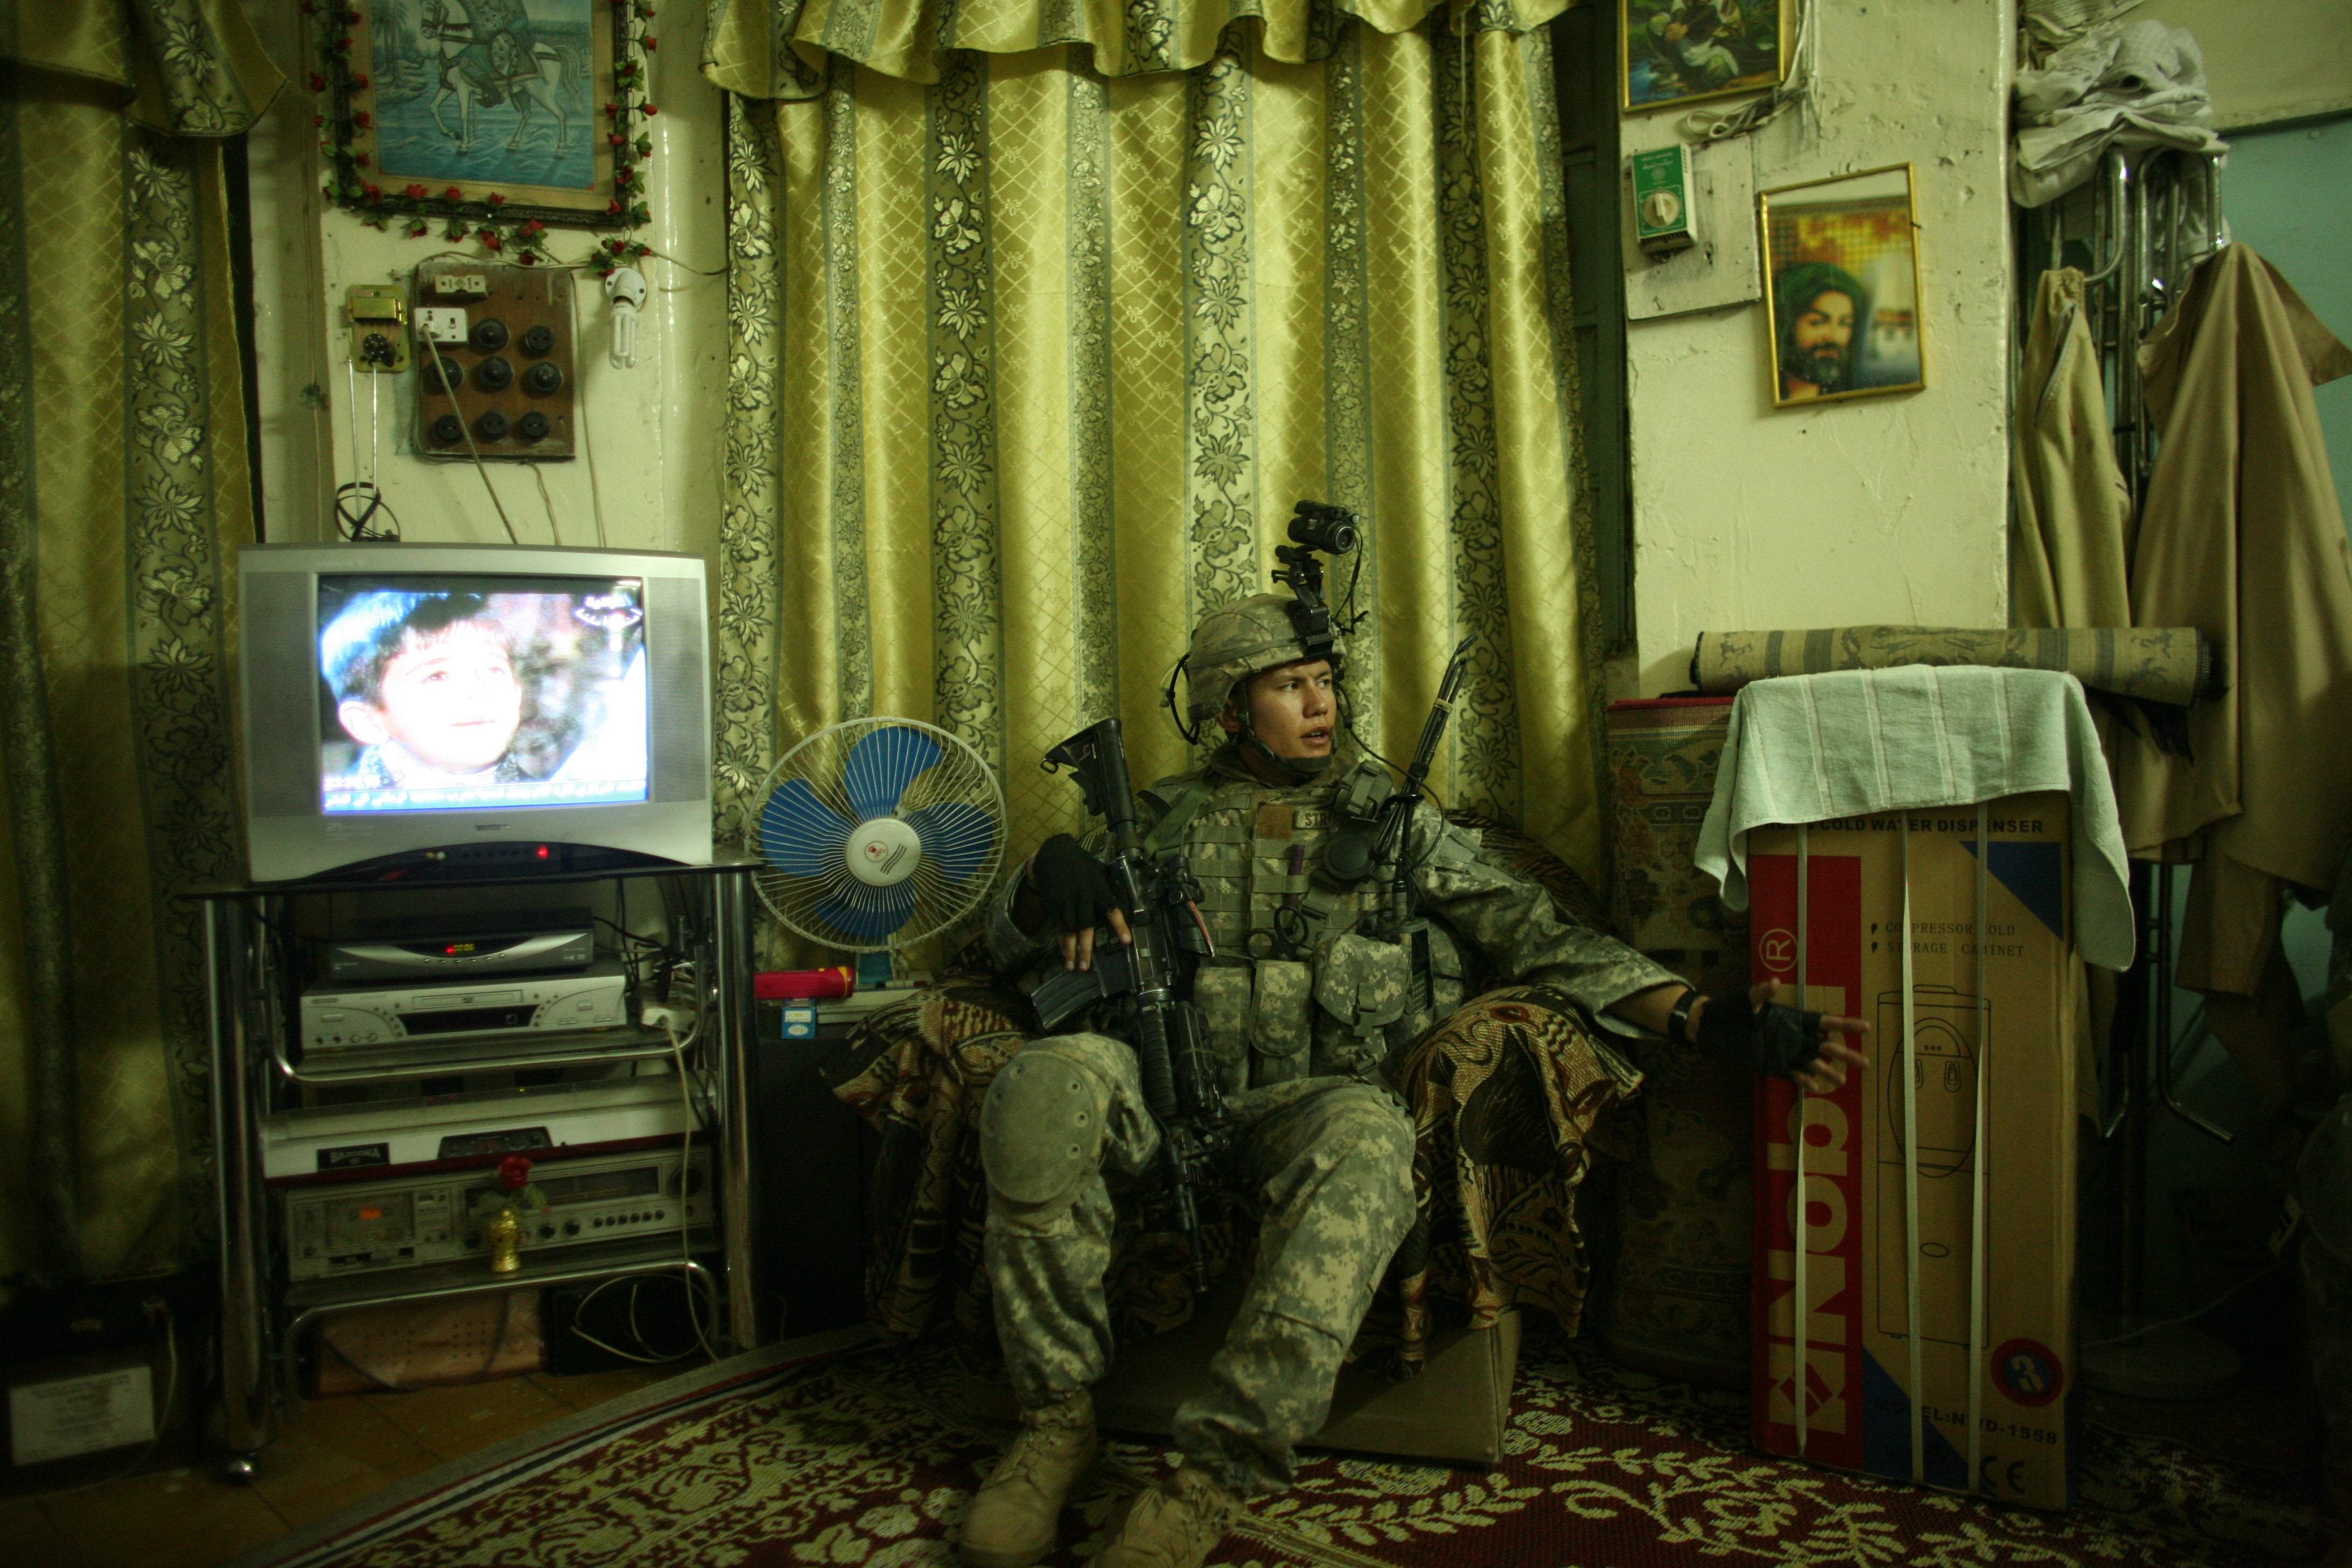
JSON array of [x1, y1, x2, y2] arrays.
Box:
[[1237, 708, 1336, 781]]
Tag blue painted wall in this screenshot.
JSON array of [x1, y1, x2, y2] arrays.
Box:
[[2219, 115, 2352, 535]]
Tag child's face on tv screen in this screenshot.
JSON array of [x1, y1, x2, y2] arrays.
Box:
[[346, 621, 523, 772]]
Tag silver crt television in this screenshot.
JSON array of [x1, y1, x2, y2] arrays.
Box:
[[240, 543, 713, 883]]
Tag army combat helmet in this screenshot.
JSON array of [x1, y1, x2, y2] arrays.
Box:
[[1176, 591, 1347, 779]]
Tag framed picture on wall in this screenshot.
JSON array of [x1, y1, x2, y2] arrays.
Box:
[[1620, 1, 1792, 114], [1758, 164, 1926, 408], [328, 0, 627, 227]]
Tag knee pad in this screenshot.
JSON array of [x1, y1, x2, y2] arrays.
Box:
[[982, 1045, 1114, 1212]]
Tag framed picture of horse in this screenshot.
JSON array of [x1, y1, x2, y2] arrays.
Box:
[[335, 0, 622, 226]]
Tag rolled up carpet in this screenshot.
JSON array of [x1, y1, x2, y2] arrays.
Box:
[[1690, 625, 2218, 709]]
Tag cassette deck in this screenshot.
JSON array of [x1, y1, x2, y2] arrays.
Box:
[[280, 1144, 711, 1280]]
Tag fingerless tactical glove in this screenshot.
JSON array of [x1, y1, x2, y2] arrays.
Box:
[[1674, 990, 1827, 1080], [1028, 834, 1119, 934]]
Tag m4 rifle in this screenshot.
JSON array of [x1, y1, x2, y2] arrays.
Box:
[[1033, 717, 1228, 1286], [1362, 634, 1476, 951]]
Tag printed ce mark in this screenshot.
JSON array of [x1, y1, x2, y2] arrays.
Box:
[[1980, 1454, 2032, 1495]]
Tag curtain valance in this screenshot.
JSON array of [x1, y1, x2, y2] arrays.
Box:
[[1, 0, 283, 137], [703, 0, 1573, 100]]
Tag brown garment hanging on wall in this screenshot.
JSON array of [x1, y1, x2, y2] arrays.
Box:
[[2013, 265, 2136, 633], [2008, 264, 2141, 1086], [2112, 244, 2352, 1103]]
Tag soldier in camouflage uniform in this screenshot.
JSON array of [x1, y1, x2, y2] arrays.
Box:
[[960, 594, 1868, 1568]]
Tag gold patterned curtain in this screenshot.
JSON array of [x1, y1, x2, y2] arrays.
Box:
[[0, 0, 277, 1283], [705, 0, 1607, 954]]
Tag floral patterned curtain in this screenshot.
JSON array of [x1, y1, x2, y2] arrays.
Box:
[[704, 0, 1610, 958], [0, 0, 277, 1283]]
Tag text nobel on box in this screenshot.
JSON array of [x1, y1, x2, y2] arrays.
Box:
[[1747, 793, 2079, 1510]]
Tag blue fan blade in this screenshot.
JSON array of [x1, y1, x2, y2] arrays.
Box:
[[759, 779, 853, 877], [843, 724, 943, 820], [906, 801, 997, 885], [815, 878, 920, 944]]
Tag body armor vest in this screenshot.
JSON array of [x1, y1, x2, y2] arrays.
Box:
[[1141, 760, 1468, 1089]]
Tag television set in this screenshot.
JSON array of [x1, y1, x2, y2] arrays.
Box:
[[240, 543, 713, 884]]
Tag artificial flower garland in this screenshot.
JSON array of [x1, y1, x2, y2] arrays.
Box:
[[307, 0, 659, 275]]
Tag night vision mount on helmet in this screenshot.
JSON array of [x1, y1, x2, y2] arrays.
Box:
[[1165, 501, 1363, 776]]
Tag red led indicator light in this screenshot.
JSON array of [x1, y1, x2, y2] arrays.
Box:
[[536, 845, 550, 859]]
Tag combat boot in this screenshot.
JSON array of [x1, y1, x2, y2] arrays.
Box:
[[1087, 1461, 1243, 1568], [958, 1389, 1100, 1568]]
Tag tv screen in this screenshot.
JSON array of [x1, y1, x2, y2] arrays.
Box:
[[241, 544, 712, 884], [316, 576, 650, 815]]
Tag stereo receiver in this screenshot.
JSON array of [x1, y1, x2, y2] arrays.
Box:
[[261, 1076, 690, 1179], [280, 1144, 710, 1280]]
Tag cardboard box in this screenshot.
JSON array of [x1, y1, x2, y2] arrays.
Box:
[[1747, 793, 2079, 1510]]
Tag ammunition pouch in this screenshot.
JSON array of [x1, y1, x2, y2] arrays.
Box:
[[1312, 930, 1411, 1071], [1251, 958, 1316, 1083]]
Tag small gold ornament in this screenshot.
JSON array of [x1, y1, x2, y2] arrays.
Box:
[[485, 1206, 523, 1273]]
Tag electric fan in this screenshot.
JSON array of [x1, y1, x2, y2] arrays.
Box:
[[750, 718, 1006, 985]]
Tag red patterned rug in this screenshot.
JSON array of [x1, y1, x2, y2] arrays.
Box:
[[225, 1323, 2333, 1568]]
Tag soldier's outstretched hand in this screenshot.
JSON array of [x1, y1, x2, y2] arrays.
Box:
[[1694, 981, 1870, 1094]]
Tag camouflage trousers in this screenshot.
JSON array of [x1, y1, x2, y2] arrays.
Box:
[[978, 1032, 1415, 1499]]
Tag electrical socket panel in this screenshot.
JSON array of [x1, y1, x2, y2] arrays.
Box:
[[411, 263, 576, 461], [415, 306, 470, 346]]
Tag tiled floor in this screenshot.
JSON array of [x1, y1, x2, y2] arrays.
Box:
[[2, 1362, 696, 1568]]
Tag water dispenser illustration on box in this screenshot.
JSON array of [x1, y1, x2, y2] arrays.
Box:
[[1874, 984, 1989, 1347]]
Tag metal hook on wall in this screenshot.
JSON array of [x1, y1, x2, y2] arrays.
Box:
[[2078, 149, 2130, 288]]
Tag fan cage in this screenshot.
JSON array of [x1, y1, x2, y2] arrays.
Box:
[[750, 718, 1007, 954]]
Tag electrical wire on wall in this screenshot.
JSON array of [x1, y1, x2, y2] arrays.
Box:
[[1681, 0, 1819, 145], [530, 463, 565, 547], [565, 275, 611, 548], [336, 354, 401, 541]]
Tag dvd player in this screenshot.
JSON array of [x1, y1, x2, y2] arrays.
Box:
[[300, 961, 629, 1056], [318, 907, 599, 984]]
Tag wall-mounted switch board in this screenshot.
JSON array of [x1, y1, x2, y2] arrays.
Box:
[[411, 263, 576, 461]]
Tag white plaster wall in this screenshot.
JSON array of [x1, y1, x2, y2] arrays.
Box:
[[2142, 0, 2352, 131], [241, 0, 727, 564], [1619, 0, 2017, 697]]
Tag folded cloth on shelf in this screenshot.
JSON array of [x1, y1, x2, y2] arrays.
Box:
[[1690, 624, 2214, 709], [1694, 666, 2135, 970], [2010, 18, 2227, 208]]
